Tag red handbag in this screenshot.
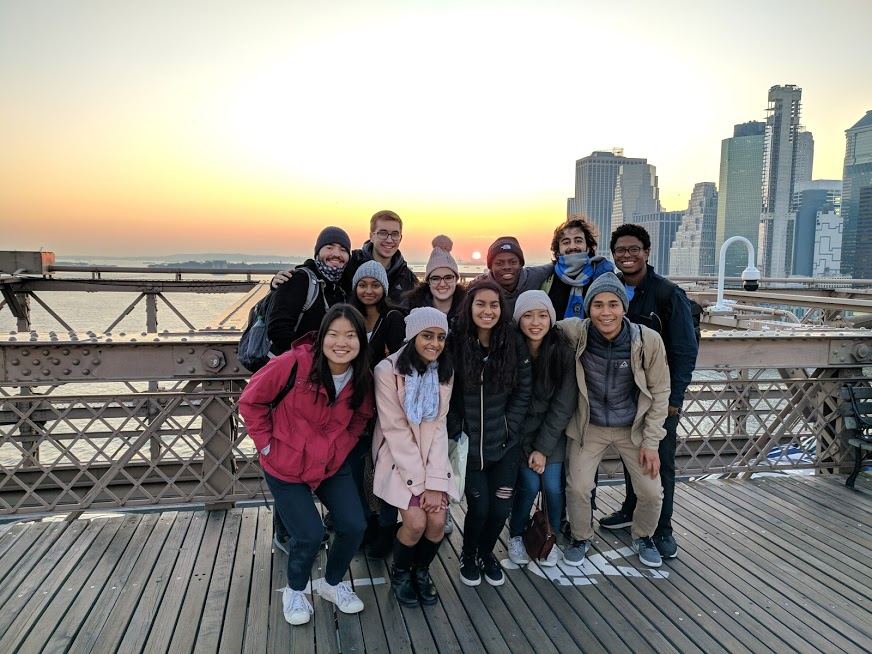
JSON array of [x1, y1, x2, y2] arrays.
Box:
[[522, 486, 556, 561]]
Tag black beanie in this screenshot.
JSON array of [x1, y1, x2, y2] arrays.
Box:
[[487, 236, 525, 268], [314, 226, 351, 256]]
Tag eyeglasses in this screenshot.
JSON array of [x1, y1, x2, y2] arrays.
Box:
[[613, 246, 643, 256], [374, 230, 401, 242], [428, 274, 457, 286]]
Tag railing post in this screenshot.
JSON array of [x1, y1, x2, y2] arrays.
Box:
[[145, 293, 158, 333], [200, 379, 236, 510], [14, 292, 31, 332]]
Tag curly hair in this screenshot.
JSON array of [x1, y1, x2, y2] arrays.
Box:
[[609, 223, 651, 252], [452, 279, 517, 388], [550, 215, 598, 259]]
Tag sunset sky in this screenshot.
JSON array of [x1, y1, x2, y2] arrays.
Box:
[[2, 0, 871, 263]]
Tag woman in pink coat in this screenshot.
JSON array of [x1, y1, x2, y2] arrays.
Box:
[[372, 307, 459, 607]]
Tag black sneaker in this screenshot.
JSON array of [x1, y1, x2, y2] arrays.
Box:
[[598, 510, 633, 530], [653, 532, 678, 559], [459, 553, 481, 586], [479, 553, 505, 586]]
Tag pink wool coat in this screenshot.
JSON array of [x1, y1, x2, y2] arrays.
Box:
[[372, 350, 460, 509]]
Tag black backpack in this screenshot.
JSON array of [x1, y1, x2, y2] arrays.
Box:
[[237, 269, 324, 373], [652, 281, 702, 344]]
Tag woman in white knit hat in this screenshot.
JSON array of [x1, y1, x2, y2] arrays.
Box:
[[372, 307, 457, 607], [405, 235, 467, 326]]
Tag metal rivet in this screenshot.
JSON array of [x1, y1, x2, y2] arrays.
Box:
[[51, 359, 60, 365], [22, 369, 31, 375], [22, 349, 29, 355], [188, 367, 196, 374], [82, 369, 90, 375], [32, 359, 40, 366], [82, 349, 89, 355], [42, 349, 49, 356], [177, 358, 184, 364], [11, 359, 19, 365], [72, 359, 80, 366], [63, 369, 70, 375], [92, 359, 100, 365], [42, 369, 50, 375], [189, 348, 195, 354]]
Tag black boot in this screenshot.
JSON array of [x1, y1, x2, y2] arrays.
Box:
[[391, 539, 419, 607], [413, 538, 441, 605], [367, 524, 394, 558]]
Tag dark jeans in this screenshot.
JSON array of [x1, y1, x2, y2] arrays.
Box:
[[463, 447, 521, 558], [509, 462, 564, 537], [620, 413, 678, 536], [347, 435, 373, 517], [264, 463, 366, 590]]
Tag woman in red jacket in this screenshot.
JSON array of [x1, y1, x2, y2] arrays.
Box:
[[239, 304, 374, 626]]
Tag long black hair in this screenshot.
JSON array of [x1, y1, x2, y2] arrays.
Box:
[[404, 281, 467, 321], [395, 337, 454, 384], [453, 278, 516, 388], [527, 324, 570, 399], [308, 304, 371, 409]]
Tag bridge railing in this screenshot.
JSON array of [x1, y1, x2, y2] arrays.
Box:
[[1, 329, 869, 517]]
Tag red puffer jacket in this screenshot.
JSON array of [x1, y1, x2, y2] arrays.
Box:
[[238, 334, 374, 489]]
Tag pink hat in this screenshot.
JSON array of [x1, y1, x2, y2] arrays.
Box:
[[425, 235, 459, 278]]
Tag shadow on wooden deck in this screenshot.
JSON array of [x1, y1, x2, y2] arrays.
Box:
[[0, 475, 870, 653]]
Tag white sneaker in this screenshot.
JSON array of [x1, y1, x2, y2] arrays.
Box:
[[538, 546, 561, 567], [444, 512, 454, 534], [318, 580, 364, 614], [507, 536, 530, 565], [281, 587, 313, 625]]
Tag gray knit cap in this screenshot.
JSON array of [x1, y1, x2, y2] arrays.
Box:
[[314, 226, 351, 256], [404, 306, 449, 342], [352, 260, 389, 291], [425, 235, 459, 277], [583, 272, 629, 315], [513, 290, 556, 325]]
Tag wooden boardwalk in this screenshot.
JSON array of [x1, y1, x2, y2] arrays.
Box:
[[0, 475, 870, 653]]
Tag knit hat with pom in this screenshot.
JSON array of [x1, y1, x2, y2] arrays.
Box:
[[425, 235, 459, 278], [404, 306, 449, 341]]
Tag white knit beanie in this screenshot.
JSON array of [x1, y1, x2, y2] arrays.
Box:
[[425, 235, 459, 278], [404, 306, 449, 342], [513, 290, 556, 325]]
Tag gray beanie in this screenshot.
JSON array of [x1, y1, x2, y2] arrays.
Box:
[[583, 272, 629, 316], [314, 226, 351, 256], [404, 306, 449, 342], [425, 235, 459, 277], [352, 260, 389, 291], [513, 290, 556, 325]]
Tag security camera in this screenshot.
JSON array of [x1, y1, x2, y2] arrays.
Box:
[[741, 265, 760, 292]]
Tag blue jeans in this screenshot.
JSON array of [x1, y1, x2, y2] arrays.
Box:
[[509, 462, 564, 537], [264, 463, 366, 590]]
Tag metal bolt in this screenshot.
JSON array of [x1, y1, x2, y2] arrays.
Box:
[[42, 369, 50, 375], [51, 359, 59, 365], [21, 349, 29, 355], [188, 367, 196, 374], [42, 349, 49, 356], [82, 349, 90, 355], [189, 348, 195, 354], [11, 359, 19, 365], [82, 369, 90, 375], [63, 369, 70, 375], [32, 359, 40, 366], [92, 359, 100, 365], [72, 359, 80, 365], [177, 358, 184, 364], [209, 356, 220, 367], [22, 369, 31, 375]]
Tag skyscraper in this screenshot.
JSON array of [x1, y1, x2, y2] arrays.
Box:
[[854, 186, 872, 279], [791, 180, 841, 276], [611, 163, 660, 236], [795, 131, 815, 187], [759, 84, 805, 277], [840, 110, 872, 277], [669, 182, 719, 276], [813, 207, 843, 277], [716, 121, 765, 277], [635, 210, 684, 273], [569, 149, 647, 243]]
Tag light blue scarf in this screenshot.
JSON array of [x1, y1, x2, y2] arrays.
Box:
[[554, 253, 615, 318], [403, 361, 441, 426]]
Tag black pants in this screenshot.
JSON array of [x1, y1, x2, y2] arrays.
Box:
[[621, 413, 678, 536], [462, 447, 521, 558]]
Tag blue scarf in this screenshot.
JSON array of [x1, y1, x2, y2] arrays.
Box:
[[403, 360, 441, 426], [555, 252, 593, 318]]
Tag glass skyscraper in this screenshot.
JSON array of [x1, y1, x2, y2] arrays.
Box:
[[669, 182, 719, 276], [841, 110, 872, 277]]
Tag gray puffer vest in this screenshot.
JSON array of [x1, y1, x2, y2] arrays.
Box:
[[580, 321, 638, 427]]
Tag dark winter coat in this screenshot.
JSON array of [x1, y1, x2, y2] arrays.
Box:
[[267, 259, 347, 355], [446, 331, 533, 467], [345, 242, 418, 307]]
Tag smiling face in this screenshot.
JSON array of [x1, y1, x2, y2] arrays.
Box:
[[371, 217, 402, 260], [317, 243, 350, 268], [519, 308, 551, 344], [588, 292, 625, 340], [322, 316, 360, 371], [471, 288, 501, 333], [558, 226, 588, 255], [611, 235, 648, 277], [427, 266, 458, 302], [355, 278, 384, 306], [414, 327, 447, 363], [490, 253, 521, 291]]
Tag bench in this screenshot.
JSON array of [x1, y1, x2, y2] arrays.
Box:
[[840, 384, 872, 488]]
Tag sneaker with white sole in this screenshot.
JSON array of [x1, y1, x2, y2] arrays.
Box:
[[281, 587, 313, 625], [599, 510, 633, 530], [444, 511, 454, 534], [632, 536, 663, 568], [563, 539, 591, 566], [318, 580, 364, 614], [507, 536, 530, 565], [538, 545, 561, 567]]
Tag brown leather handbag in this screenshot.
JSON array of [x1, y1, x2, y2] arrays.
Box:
[[522, 486, 556, 561]]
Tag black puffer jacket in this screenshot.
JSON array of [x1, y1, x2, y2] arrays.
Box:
[[518, 327, 577, 463], [344, 242, 418, 307], [267, 259, 347, 355], [447, 331, 533, 467]]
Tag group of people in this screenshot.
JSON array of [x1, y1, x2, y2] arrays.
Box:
[[237, 209, 699, 626]]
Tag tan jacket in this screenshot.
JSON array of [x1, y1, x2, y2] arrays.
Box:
[[372, 350, 461, 509], [557, 318, 670, 450]]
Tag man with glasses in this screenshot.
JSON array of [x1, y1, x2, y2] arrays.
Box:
[[597, 223, 698, 560], [345, 210, 417, 307]]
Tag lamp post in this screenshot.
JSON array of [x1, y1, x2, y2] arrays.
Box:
[[710, 236, 760, 313]]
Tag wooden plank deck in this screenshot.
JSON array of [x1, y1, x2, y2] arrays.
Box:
[[0, 475, 869, 653]]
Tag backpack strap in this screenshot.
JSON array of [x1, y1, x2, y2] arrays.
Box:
[[269, 362, 299, 409], [292, 268, 327, 334]]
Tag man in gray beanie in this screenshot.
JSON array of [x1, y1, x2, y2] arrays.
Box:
[[557, 271, 671, 570]]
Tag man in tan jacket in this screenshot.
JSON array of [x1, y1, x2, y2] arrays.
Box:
[[557, 272, 670, 568]]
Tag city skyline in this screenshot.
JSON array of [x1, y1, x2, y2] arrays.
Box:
[[2, 1, 871, 262]]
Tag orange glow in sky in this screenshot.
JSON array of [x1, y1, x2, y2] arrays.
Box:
[[2, 1, 870, 263]]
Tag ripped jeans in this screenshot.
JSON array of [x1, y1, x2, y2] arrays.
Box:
[[462, 446, 522, 559]]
